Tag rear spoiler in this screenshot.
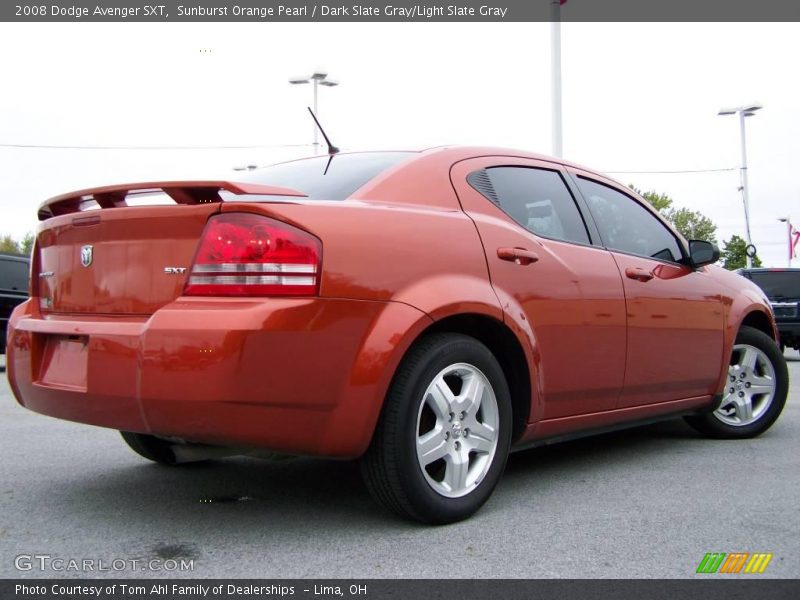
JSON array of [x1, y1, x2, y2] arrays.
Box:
[[37, 180, 308, 221]]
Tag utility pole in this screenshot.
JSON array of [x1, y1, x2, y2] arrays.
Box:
[[738, 110, 754, 268], [550, 0, 564, 158]]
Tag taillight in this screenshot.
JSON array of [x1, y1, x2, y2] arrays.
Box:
[[184, 213, 321, 297]]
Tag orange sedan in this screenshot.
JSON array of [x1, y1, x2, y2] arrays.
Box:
[[6, 147, 789, 523]]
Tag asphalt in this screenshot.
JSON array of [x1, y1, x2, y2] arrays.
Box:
[[0, 351, 798, 579]]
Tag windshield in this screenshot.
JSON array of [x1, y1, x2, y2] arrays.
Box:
[[238, 152, 414, 201], [746, 271, 800, 300]]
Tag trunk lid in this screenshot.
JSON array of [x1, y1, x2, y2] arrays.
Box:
[[35, 180, 307, 315], [38, 204, 220, 315]]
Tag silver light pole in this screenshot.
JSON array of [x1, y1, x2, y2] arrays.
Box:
[[719, 103, 762, 268], [289, 71, 339, 155], [550, 0, 564, 158]]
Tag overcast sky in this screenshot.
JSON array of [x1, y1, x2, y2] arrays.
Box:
[[0, 21, 798, 265]]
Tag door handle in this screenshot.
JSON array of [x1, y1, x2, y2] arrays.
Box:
[[625, 267, 654, 282], [497, 247, 539, 266]]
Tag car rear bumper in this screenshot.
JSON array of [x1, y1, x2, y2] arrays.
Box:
[[6, 297, 430, 458]]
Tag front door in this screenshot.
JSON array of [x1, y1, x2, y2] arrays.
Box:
[[571, 173, 725, 407]]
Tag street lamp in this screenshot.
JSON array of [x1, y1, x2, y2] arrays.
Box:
[[778, 217, 792, 267], [718, 103, 762, 268], [289, 71, 339, 155]]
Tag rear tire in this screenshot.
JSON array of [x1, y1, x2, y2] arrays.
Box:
[[120, 431, 181, 465], [360, 333, 512, 524], [684, 326, 788, 439]]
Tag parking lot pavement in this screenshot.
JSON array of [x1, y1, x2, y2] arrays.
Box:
[[1, 352, 798, 579]]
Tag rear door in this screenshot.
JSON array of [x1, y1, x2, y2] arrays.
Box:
[[570, 172, 725, 407], [451, 157, 627, 420]]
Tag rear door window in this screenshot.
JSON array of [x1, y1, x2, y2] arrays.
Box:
[[470, 167, 591, 245]]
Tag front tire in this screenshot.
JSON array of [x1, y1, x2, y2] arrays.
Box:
[[685, 326, 788, 438], [360, 333, 512, 524]]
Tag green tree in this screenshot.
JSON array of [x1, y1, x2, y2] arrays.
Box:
[[720, 234, 762, 270], [629, 185, 673, 213], [0, 234, 19, 254], [668, 208, 718, 244], [0, 233, 35, 255], [20, 232, 34, 255], [640, 190, 673, 213], [630, 185, 718, 243]]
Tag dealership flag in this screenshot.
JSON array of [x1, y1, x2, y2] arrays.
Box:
[[791, 222, 800, 259]]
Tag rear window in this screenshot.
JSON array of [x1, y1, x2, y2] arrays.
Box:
[[745, 271, 800, 300], [0, 258, 29, 293], [239, 152, 414, 200]]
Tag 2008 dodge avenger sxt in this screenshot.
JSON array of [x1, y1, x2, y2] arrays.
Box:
[[6, 147, 788, 523]]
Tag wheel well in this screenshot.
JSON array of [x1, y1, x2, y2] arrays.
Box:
[[424, 314, 531, 442], [740, 310, 775, 341]]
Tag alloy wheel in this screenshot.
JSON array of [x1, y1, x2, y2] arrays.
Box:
[[415, 363, 499, 498], [714, 343, 777, 427]]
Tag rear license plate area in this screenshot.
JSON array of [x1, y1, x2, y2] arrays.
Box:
[[37, 335, 89, 391]]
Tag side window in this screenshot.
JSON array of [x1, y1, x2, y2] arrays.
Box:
[[576, 178, 683, 262], [469, 167, 590, 245]]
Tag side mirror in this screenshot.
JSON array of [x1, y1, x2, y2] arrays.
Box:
[[688, 240, 720, 268]]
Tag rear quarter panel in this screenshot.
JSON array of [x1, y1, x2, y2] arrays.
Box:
[[217, 200, 512, 453], [220, 201, 503, 317]]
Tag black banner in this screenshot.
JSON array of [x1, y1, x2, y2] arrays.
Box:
[[4, 0, 800, 22], [4, 580, 800, 600]]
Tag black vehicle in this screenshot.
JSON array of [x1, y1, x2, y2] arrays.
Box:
[[738, 268, 800, 352], [0, 253, 30, 354]]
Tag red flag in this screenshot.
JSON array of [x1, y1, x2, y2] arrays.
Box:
[[791, 222, 800, 259]]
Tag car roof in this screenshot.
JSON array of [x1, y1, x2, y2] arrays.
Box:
[[400, 145, 602, 175], [0, 253, 30, 262], [268, 146, 605, 179], [418, 145, 589, 168], [407, 146, 626, 190]]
